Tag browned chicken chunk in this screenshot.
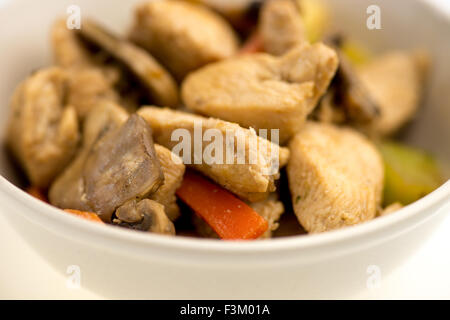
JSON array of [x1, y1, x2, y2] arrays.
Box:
[[259, 0, 306, 55], [287, 122, 384, 233], [315, 44, 381, 125], [7, 67, 80, 188], [182, 43, 339, 143], [151, 145, 186, 221], [250, 193, 285, 238], [138, 107, 290, 202], [51, 19, 92, 68], [113, 199, 175, 235], [66, 67, 120, 119], [129, 0, 239, 80]]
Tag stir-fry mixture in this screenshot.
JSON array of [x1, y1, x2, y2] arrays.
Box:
[[6, 0, 444, 240]]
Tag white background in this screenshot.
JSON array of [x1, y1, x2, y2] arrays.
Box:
[[0, 0, 449, 299]]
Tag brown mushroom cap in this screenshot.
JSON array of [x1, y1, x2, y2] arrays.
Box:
[[83, 114, 164, 220], [77, 19, 179, 107], [113, 199, 175, 235]]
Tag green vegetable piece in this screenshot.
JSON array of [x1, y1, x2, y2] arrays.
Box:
[[380, 141, 443, 206]]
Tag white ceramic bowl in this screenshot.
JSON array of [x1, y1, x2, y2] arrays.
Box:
[[0, 0, 449, 299]]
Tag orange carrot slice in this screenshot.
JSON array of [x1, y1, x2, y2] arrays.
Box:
[[176, 171, 268, 240], [64, 209, 103, 224], [26, 186, 48, 203]]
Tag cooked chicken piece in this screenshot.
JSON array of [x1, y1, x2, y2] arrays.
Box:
[[378, 202, 403, 217], [66, 67, 119, 119], [182, 43, 339, 143], [287, 122, 384, 233], [193, 193, 284, 239], [78, 19, 179, 107], [7, 67, 80, 188], [51, 19, 92, 68], [358, 51, 429, 136], [248, 193, 284, 238], [259, 0, 306, 55], [151, 145, 186, 221], [129, 0, 239, 80], [138, 107, 290, 202], [50, 109, 164, 222], [113, 199, 175, 235]]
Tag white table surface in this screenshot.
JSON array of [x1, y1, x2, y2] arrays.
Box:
[[1, 211, 450, 299], [1, 0, 450, 300]]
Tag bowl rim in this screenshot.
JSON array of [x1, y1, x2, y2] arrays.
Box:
[[1, 175, 449, 256]]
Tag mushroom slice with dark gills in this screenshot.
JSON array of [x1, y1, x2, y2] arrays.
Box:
[[317, 51, 381, 124], [7, 67, 80, 188], [113, 199, 175, 235], [83, 114, 164, 220], [50, 101, 129, 213], [49, 106, 164, 222], [76, 19, 179, 107], [182, 42, 339, 143], [315, 36, 380, 125]]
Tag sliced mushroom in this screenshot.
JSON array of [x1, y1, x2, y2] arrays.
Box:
[[7, 67, 80, 188], [83, 114, 164, 220], [49, 107, 164, 222], [259, 0, 306, 56], [287, 121, 384, 233], [129, 0, 239, 81], [316, 35, 380, 125], [138, 107, 290, 202], [76, 19, 179, 107], [326, 51, 380, 123], [49, 101, 129, 213], [182, 42, 339, 143], [113, 199, 175, 235]]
